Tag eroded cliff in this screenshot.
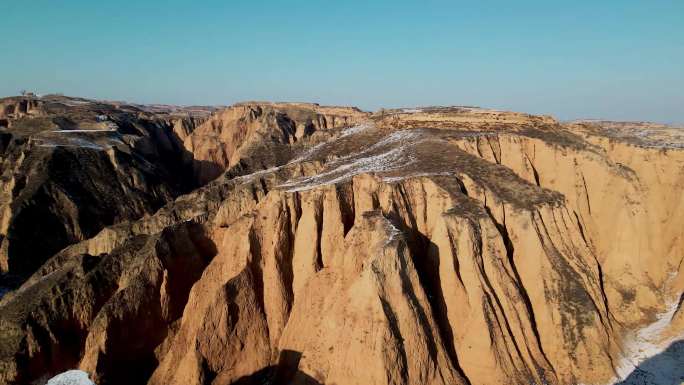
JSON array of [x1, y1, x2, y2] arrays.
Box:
[[0, 102, 682, 385]]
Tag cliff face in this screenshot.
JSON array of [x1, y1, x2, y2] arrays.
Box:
[[0, 96, 215, 280], [0, 102, 682, 385]]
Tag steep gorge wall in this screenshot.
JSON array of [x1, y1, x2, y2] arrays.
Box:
[[1, 172, 621, 385], [0, 106, 682, 385], [0, 98, 209, 280], [451, 131, 684, 327], [110, 170, 620, 385]]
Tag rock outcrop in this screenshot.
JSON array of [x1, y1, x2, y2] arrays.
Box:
[[0, 102, 682, 385], [183, 102, 368, 184], [0, 97, 42, 127]]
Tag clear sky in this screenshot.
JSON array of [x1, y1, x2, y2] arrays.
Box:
[[1, 0, 682, 122]]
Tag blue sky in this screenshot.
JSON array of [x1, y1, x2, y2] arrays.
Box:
[[1, 0, 682, 122]]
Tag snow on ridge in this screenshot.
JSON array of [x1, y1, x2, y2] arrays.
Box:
[[33, 128, 125, 151], [50, 129, 117, 133], [597, 125, 684, 150], [401, 108, 423, 114], [229, 128, 439, 192], [280, 146, 415, 192], [334, 129, 424, 162], [46, 370, 95, 385], [231, 165, 285, 185], [286, 122, 375, 165], [278, 129, 430, 192], [226, 123, 385, 187], [34, 136, 125, 151], [57, 99, 93, 107], [340, 122, 373, 137], [36, 141, 105, 151]]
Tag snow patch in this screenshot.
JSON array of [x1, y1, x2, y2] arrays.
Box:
[[609, 288, 684, 385], [37, 140, 105, 151], [340, 122, 373, 137], [333, 129, 424, 163], [46, 370, 95, 385], [36, 137, 110, 151], [57, 99, 93, 107], [601, 126, 684, 149], [264, 123, 376, 169], [384, 221, 403, 246], [279, 146, 414, 192], [231, 165, 285, 185], [401, 108, 423, 114], [34, 133, 124, 151], [50, 129, 117, 133]]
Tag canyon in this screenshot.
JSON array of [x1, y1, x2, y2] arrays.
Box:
[[0, 95, 682, 385]]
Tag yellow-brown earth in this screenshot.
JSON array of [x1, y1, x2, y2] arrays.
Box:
[[0, 98, 682, 385]]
